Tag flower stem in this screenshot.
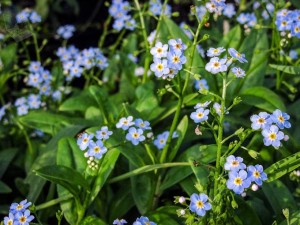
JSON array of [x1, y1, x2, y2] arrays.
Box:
[[35, 194, 73, 211], [28, 24, 41, 62]]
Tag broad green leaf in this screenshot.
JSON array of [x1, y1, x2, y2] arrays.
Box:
[[235, 197, 262, 225], [240, 86, 286, 112], [161, 145, 218, 191], [59, 89, 97, 112], [0, 43, 17, 70], [148, 206, 183, 225], [167, 116, 188, 162], [0, 180, 12, 193], [0, 148, 18, 178], [218, 25, 242, 50], [89, 147, 120, 203], [80, 216, 106, 225], [247, 197, 273, 225], [179, 176, 198, 196], [108, 187, 134, 222], [279, 210, 300, 225], [25, 125, 85, 202], [262, 180, 297, 217], [265, 151, 300, 182], [269, 64, 300, 75], [57, 137, 87, 225], [35, 165, 90, 196]]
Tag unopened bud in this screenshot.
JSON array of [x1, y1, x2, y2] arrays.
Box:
[[179, 196, 186, 204]]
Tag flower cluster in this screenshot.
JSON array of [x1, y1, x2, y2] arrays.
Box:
[[150, 39, 187, 80], [190, 101, 211, 124], [16, 9, 41, 24], [205, 47, 247, 77], [25, 61, 52, 96], [57, 25, 76, 39], [205, 0, 226, 14], [149, 0, 172, 17], [116, 116, 151, 146], [133, 216, 156, 225], [113, 218, 127, 225], [56, 45, 108, 81], [276, 9, 300, 38], [153, 130, 178, 150], [3, 199, 34, 225], [14, 95, 44, 116], [250, 109, 291, 148], [225, 155, 267, 194], [109, 0, 136, 31], [237, 13, 257, 28], [76, 126, 113, 160]]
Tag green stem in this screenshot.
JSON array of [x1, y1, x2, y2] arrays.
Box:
[[109, 29, 126, 55], [133, 0, 150, 83], [15, 119, 34, 155], [109, 162, 190, 183], [99, 16, 112, 48], [28, 24, 41, 62], [35, 194, 73, 211], [213, 74, 227, 198]]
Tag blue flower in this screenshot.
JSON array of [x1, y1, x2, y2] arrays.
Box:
[[135, 118, 151, 130], [289, 50, 298, 59], [126, 127, 145, 145], [250, 112, 271, 130], [14, 209, 34, 225], [190, 108, 210, 123], [29, 61, 42, 73], [194, 101, 211, 109], [247, 165, 267, 186], [116, 116, 134, 130], [96, 126, 113, 140], [168, 39, 187, 55], [228, 48, 248, 63], [194, 79, 209, 91], [4, 213, 14, 225], [224, 155, 246, 171], [205, 57, 227, 74], [29, 11, 41, 23], [270, 109, 291, 129], [231, 67, 246, 78], [113, 219, 127, 225], [77, 133, 94, 150], [17, 104, 29, 116], [226, 170, 251, 194], [223, 3, 236, 18], [9, 200, 32, 214], [57, 25, 76, 39], [150, 42, 168, 58], [88, 140, 107, 159], [27, 94, 41, 109], [133, 216, 156, 225], [167, 51, 186, 70], [16, 10, 30, 23], [206, 47, 226, 57], [262, 125, 284, 148], [153, 131, 169, 150], [150, 58, 170, 78], [189, 193, 212, 217]]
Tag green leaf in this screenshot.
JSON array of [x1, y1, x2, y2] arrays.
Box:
[[89, 147, 120, 203], [290, 0, 300, 8], [240, 86, 286, 112], [80, 216, 106, 225], [161, 144, 218, 191], [235, 197, 262, 225], [59, 89, 97, 112], [0, 43, 17, 70], [25, 125, 86, 202], [265, 151, 300, 182], [0, 180, 12, 193], [148, 206, 183, 225], [0, 148, 18, 178], [279, 210, 300, 225], [167, 116, 188, 162], [262, 180, 297, 216], [218, 25, 242, 50], [269, 64, 300, 75], [35, 165, 90, 196]]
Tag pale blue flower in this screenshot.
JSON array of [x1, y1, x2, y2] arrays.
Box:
[[190, 108, 210, 123], [226, 170, 251, 194], [96, 126, 113, 140], [262, 125, 284, 147], [88, 140, 107, 159], [270, 109, 291, 129], [189, 193, 211, 216], [247, 165, 267, 186], [126, 127, 145, 145], [224, 155, 246, 171]]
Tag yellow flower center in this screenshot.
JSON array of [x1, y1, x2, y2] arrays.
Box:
[[8, 220, 13, 225], [234, 177, 242, 186], [196, 200, 204, 208], [278, 116, 285, 122], [94, 147, 100, 153], [197, 112, 203, 118], [213, 62, 220, 67], [173, 56, 180, 63], [19, 216, 26, 223], [83, 138, 88, 143], [258, 118, 265, 124], [231, 160, 239, 167], [269, 133, 277, 140], [253, 171, 260, 178], [157, 64, 163, 71], [16, 204, 23, 210], [133, 133, 139, 138], [157, 48, 162, 53], [175, 43, 181, 49]]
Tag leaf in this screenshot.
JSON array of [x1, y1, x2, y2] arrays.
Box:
[[269, 64, 300, 75], [59, 89, 97, 112], [0, 148, 18, 178], [279, 210, 300, 225], [35, 165, 90, 196], [235, 197, 262, 225], [218, 25, 242, 50], [160, 145, 218, 191], [80, 216, 106, 225], [167, 116, 188, 162], [148, 206, 183, 225], [0, 43, 17, 70], [240, 86, 286, 112], [265, 151, 300, 182], [89, 147, 120, 203], [262, 180, 297, 217], [0, 180, 12, 193]]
